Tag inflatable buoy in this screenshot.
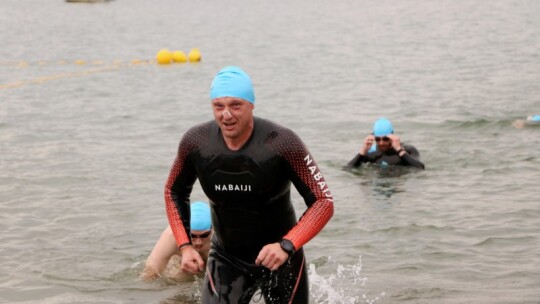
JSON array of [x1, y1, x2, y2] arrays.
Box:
[[156, 49, 173, 65], [172, 51, 188, 63], [188, 48, 201, 62]]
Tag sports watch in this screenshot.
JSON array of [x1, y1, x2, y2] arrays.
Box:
[[279, 239, 295, 257]]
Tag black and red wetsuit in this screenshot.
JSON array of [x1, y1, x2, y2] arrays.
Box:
[[165, 117, 334, 304]]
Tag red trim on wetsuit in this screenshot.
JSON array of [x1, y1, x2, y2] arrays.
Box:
[[165, 155, 190, 247], [165, 123, 212, 248], [284, 198, 334, 250], [288, 254, 305, 304], [206, 262, 218, 297], [164, 124, 208, 248], [279, 141, 334, 250]]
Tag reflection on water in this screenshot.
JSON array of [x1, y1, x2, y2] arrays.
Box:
[[346, 165, 416, 200]]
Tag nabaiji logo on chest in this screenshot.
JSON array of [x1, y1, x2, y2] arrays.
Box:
[[214, 184, 252, 192]]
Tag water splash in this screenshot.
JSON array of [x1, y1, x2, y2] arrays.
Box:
[[309, 256, 385, 304]]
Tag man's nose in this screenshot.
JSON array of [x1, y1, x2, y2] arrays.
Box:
[[223, 110, 232, 119]]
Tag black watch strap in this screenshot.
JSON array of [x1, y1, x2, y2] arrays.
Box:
[[279, 239, 295, 257]]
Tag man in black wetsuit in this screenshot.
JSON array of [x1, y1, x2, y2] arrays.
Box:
[[347, 117, 425, 169], [164, 66, 334, 303]]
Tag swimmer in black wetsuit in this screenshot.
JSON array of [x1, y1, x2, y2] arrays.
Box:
[[164, 66, 334, 303], [347, 117, 425, 169]]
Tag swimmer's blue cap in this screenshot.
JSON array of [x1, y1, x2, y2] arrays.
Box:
[[373, 117, 394, 136], [529, 114, 540, 122], [190, 201, 211, 231], [210, 66, 255, 103]]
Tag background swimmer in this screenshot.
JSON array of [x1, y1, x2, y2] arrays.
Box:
[[141, 201, 212, 282], [347, 117, 425, 169], [512, 114, 540, 129]]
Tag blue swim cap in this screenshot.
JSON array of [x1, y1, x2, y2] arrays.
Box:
[[210, 66, 255, 103], [190, 201, 211, 231], [528, 114, 540, 122], [373, 118, 394, 136]]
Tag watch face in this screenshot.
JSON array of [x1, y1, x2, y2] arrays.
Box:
[[280, 239, 294, 254]]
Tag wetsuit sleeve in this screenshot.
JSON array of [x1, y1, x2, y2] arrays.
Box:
[[164, 132, 199, 249], [278, 131, 334, 251], [401, 145, 425, 169], [346, 153, 368, 168]]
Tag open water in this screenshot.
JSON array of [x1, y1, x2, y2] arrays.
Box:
[[1, 0, 539, 303]]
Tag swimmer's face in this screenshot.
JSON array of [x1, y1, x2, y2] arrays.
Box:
[[190, 229, 212, 253], [374, 135, 392, 152], [212, 97, 254, 142]]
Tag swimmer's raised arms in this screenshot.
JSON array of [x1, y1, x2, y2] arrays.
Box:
[[347, 117, 425, 170]]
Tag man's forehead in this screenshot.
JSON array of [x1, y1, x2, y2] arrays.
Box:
[[212, 97, 249, 104]]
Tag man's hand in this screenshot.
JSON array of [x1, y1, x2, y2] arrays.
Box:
[[255, 243, 289, 271], [360, 135, 375, 155], [180, 245, 205, 274], [386, 134, 402, 151]]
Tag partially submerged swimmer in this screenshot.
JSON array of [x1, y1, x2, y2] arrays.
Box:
[[347, 117, 425, 169], [512, 115, 540, 129], [141, 201, 212, 282]]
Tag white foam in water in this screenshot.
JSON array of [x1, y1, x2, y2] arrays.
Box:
[[309, 256, 385, 304]]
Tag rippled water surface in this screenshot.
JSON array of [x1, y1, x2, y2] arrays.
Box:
[[1, 0, 540, 303]]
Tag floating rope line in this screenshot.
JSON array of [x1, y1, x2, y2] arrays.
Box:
[[0, 59, 156, 90], [0, 59, 142, 68], [1, 48, 202, 90]]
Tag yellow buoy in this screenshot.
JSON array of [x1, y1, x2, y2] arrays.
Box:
[[172, 51, 188, 63], [156, 49, 173, 65], [188, 48, 202, 62]]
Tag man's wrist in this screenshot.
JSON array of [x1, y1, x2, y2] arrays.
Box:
[[396, 148, 406, 156], [179, 243, 192, 251], [279, 239, 295, 257], [360, 146, 369, 155]]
